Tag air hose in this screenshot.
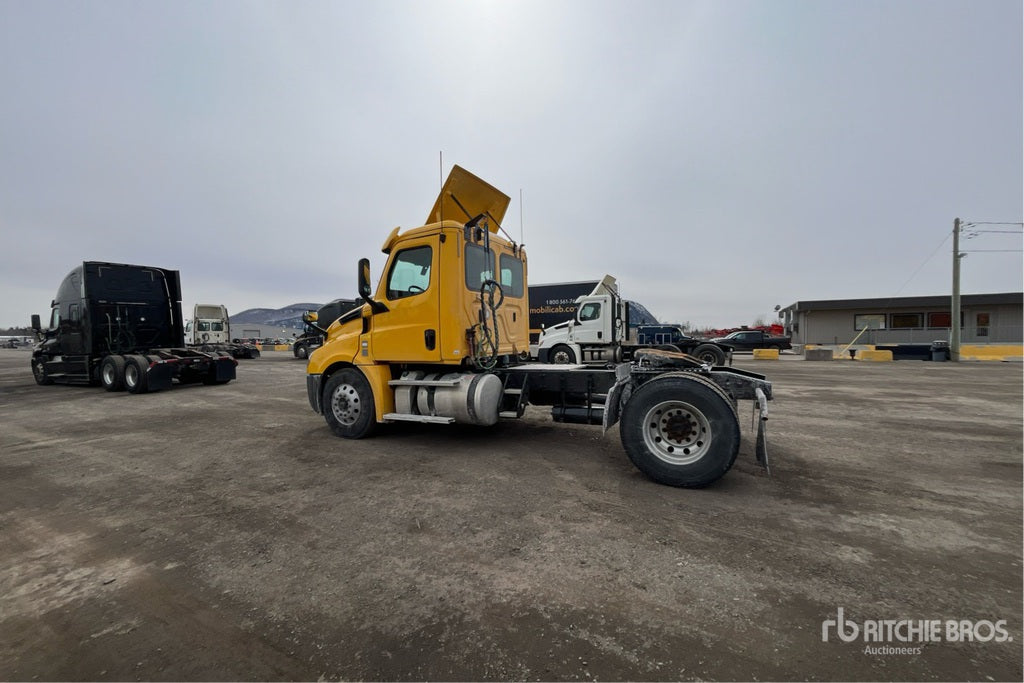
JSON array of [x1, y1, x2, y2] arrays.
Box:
[[473, 279, 505, 370]]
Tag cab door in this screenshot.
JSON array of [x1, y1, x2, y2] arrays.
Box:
[[571, 296, 611, 345], [369, 237, 441, 363]]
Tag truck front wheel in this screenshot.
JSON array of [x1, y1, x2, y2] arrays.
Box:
[[32, 358, 53, 385], [323, 368, 377, 439], [101, 355, 126, 392], [619, 375, 740, 487], [550, 344, 576, 364], [691, 344, 726, 366], [295, 343, 308, 359]]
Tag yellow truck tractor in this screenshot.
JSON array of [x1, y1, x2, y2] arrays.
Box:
[[306, 166, 774, 487]]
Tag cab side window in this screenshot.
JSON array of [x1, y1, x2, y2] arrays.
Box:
[[465, 243, 494, 290], [579, 303, 601, 322], [499, 253, 524, 298], [387, 245, 432, 300]]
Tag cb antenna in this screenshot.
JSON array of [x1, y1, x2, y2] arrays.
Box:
[[519, 188, 524, 245]]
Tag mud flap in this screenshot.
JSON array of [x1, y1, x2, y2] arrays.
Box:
[[601, 364, 633, 435], [148, 362, 175, 391], [753, 387, 770, 474], [214, 356, 237, 382]]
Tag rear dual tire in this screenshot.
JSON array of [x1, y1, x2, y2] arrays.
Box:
[[691, 344, 727, 366], [101, 355, 126, 391], [619, 374, 740, 488], [123, 355, 150, 394]]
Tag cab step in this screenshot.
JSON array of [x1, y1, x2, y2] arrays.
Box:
[[382, 413, 456, 424]]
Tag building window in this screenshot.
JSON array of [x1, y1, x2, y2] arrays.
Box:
[[976, 312, 990, 337], [854, 314, 886, 331], [890, 313, 923, 329], [927, 311, 965, 329]]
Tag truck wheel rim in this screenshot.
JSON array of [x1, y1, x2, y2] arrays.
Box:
[[125, 365, 138, 387], [102, 363, 115, 385], [553, 349, 571, 363], [330, 382, 362, 426], [642, 400, 712, 465]]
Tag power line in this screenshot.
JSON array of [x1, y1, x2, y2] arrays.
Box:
[[968, 229, 1023, 234], [890, 230, 952, 298]]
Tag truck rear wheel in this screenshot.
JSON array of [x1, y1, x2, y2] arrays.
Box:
[[323, 368, 377, 439], [100, 355, 126, 392], [619, 374, 740, 487], [124, 355, 150, 394], [692, 344, 726, 366], [550, 344, 576, 364]]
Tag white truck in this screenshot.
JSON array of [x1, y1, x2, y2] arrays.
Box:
[[184, 304, 260, 359], [535, 276, 731, 366]]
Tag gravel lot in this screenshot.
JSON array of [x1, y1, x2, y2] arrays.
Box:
[[1, 349, 1021, 681]]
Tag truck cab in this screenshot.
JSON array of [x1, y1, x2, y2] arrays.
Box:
[[31, 261, 236, 391], [535, 275, 626, 363], [536, 277, 731, 366], [184, 304, 231, 346], [306, 166, 773, 489], [306, 166, 529, 429]]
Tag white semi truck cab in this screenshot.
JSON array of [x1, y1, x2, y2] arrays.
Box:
[[536, 276, 731, 366], [185, 304, 231, 346], [184, 304, 260, 359], [536, 275, 628, 363]]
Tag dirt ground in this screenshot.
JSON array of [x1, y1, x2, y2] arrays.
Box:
[[0, 349, 1021, 681]]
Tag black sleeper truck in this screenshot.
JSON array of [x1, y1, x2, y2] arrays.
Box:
[[31, 262, 237, 393]]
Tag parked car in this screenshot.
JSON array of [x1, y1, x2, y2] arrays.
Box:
[[709, 329, 792, 352]]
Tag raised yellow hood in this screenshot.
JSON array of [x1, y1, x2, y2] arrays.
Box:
[[426, 165, 510, 232]]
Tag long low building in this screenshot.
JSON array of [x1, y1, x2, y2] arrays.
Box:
[[780, 292, 1022, 347]]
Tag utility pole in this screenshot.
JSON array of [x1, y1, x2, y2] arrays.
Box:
[[951, 217, 961, 362]]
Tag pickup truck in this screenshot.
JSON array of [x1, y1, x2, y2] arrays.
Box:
[[709, 329, 792, 352]]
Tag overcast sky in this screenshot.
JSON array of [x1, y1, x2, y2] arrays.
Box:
[[1, 0, 1021, 330]]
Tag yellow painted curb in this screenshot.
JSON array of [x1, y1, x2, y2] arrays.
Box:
[[959, 344, 1024, 361], [855, 349, 893, 362], [752, 348, 780, 360]]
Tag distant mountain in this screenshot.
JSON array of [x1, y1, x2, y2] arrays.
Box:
[[231, 303, 323, 329]]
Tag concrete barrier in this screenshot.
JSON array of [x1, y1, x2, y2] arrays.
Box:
[[959, 344, 1024, 362], [255, 344, 293, 352], [855, 349, 893, 362], [804, 348, 834, 361], [752, 348, 780, 360]]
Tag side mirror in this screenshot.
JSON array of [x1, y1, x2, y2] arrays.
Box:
[[31, 314, 41, 332], [357, 258, 388, 314], [358, 258, 373, 299]]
